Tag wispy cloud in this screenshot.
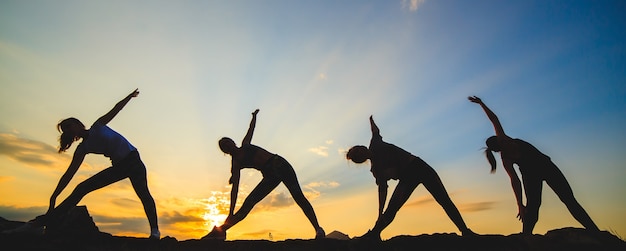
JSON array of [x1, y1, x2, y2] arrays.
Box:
[[0, 133, 73, 170], [157, 210, 205, 225], [110, 198, 141, 209], [0, 205, 46, 221], [404, 194, 436, 207], [304, 181, 340, 189], [308, 140, 334, 157], [95, 207, 205, 238], [91, 214, 150, 234], [403, 189, 496, 213], [337, 147, 349, 158], [404, 195, 496, 213], [308, 146, 329, 157], [257, 191, 295, 209], [459, 201, 496, 213], [302, 181, 340, 201], [402, 0, 426, 12]]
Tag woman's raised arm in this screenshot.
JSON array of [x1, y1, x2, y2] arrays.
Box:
[[241, 109, 259, 145], [96, 89, 139, 125], [468, 96, 506, 137], [369, 115, 381, 138]]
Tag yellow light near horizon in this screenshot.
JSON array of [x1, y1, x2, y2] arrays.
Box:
[[200, 191, 230, 229]]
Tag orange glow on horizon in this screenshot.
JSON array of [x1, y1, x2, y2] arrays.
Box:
[[199, 191, 230, 229]]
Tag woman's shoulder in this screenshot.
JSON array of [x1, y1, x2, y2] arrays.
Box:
[[241, 143, 261, 150], [89, 121, 107, 130]]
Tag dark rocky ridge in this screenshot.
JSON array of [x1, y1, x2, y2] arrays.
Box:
[[1, 206, 623, 251]]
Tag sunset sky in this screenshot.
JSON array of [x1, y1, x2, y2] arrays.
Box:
[[1, 0, 624, 241]]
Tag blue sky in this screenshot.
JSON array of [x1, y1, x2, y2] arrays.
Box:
[[1, 0, 625, 240]]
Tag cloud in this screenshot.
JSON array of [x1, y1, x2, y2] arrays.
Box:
[[308, 140, 334, 157], [405, 194, 436, 207], [303, 181, 340, 201], [304, 181, 340, 189], [337, 147, 349, 157], [404, 195, 496, 213], [459, 201, 496, 213], [158, 210, 205, 225], [0, 133, 71, 169], [93, 208, 206, 238], [91, 214, 150, 234], [110, 198, 140, 208], [308, 146, 329, 157], [0, 205, 46, 221], [257, 191, 295, 210], [402, 0, 426, 12]]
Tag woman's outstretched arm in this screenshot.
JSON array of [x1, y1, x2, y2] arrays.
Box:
[[242, 109, 259, 145], [503, 158, 525, 221], [377, 181, 388, 217], [468, 96, 506, 137], [96, 89, 139, 125], [228, 162, 241, 216], [48, 150, 86, 213]]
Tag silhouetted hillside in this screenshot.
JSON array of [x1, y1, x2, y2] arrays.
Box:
[[1, 206, 623, 251]]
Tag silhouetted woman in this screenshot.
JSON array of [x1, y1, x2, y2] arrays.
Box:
[[346, 116, 475, 241], [468, 96, 599, 234], [202, 109, 325, 240], [10, 89, 159, 239]]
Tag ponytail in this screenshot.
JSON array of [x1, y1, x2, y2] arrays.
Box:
[[484, 135, 500, 173], [58, 132, 76, 153], [485, 148, 497, 173], [57, 118, 84, 153]]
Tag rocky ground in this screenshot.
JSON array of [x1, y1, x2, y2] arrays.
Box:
[[1, 206, 623, 251]]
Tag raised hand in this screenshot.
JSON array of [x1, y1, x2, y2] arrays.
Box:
[[129, 88, 139, 98], [468, 96, 482, 104], [252, 109, 259, 116]]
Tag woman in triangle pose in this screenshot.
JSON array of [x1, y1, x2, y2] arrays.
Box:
[[468, 96, 599, 234], [346, 115, 475, 240], [203, 109, 325, 240], [7, 89, 159, 239]]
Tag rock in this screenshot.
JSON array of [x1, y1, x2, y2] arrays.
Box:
[[0, 217, 26, 232], [45, 205, 101, 238], [326, 230, 350, 240]]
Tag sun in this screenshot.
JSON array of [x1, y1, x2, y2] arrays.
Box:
[[201, 191, 229, 228]]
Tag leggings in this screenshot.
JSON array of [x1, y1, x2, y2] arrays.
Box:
[[222, 155, 321, 231], [520, 161, 598, 233], [371, 158, 471, 235], [49, 151, 158, 229]]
